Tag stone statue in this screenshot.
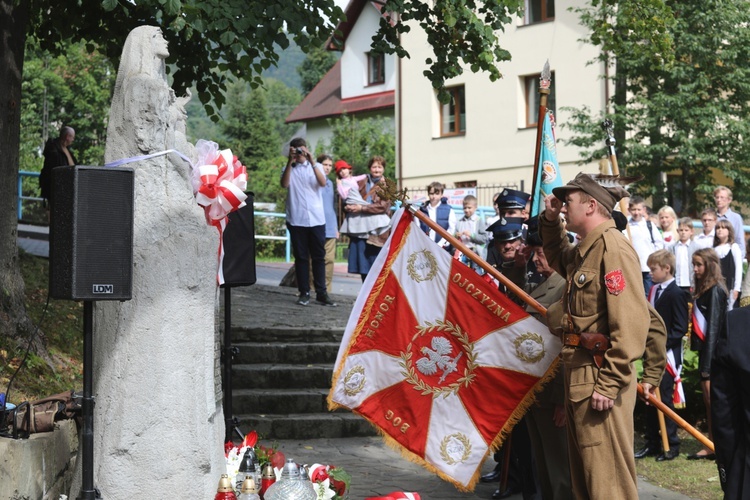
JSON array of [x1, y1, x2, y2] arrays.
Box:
[[74, 26, 224, 498]]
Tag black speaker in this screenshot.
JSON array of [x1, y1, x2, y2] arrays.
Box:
[[49, 165, 135, 301], [220, 194, 256, 288]]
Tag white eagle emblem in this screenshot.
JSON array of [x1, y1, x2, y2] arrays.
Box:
[[416, 336, 463, 383]]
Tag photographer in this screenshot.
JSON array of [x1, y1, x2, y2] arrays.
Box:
[[280, 137, 336, 306]]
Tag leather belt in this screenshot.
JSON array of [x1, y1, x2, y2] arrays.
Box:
[[563, 333, 580, 347]]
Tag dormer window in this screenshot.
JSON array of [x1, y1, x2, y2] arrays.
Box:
[[367, 52, 385, 85]]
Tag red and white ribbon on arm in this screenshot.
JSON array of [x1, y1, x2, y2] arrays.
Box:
[[192, 145, 248, 284]]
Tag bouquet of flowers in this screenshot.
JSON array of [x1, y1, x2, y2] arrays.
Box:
[[308, 463, 351, 500], [225, 431, 286, 487]]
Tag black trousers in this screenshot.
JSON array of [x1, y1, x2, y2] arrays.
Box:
[[287, 223, 326, 296], [644, 350, 680, 450], [712, 306, 750, 498]]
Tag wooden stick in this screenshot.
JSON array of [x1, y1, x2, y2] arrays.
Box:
[[656, 388, 670, 453], [409, 206, 546, 316], [408, 204, 715, 452]]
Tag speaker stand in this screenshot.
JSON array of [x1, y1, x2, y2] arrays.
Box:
[[79, 301, 100, 499], [222, 287, 244, 443]]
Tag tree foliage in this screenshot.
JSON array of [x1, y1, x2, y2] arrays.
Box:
[[297, 44, 338, 96], [319, 114, 396, 179], [566, 0, 750, 216], [371, 0, 525, 102]]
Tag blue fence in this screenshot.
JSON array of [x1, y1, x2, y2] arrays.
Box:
[[18, 170, 293, 261]]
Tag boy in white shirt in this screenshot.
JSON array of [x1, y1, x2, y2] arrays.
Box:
[[668, 217, 696, 292], [455, 194, 488, 269]]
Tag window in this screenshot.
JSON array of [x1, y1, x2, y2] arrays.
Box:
[[367, 52, 385, 85], [524, 0, 554, 24], [524, 73, 556, 128], [440, 85, 466, 136]]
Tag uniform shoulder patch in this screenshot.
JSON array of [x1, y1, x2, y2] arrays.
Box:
[[604, 269, 626, 295]]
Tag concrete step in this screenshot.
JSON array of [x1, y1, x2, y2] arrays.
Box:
[[232, 364, 333, 389], [232, 388, 344, 414], [231, 327, 344, 343], [233, 341, 341, 365], [236, 412, 377, 440]]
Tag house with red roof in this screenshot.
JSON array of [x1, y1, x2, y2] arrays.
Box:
[[286, 0, 395, 152]]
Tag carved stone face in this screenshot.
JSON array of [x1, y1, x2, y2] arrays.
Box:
[[152, 29, 169, 59]]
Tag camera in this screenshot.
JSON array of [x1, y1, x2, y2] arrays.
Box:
[[294, 147, 303, 155]]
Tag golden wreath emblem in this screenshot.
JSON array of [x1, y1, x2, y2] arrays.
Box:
[[440, 433, 472, 465], [343, 365, 366, 396], [407, 249, 438, 283], [513, 332, 546, 363], [399, 320, 477, 399]]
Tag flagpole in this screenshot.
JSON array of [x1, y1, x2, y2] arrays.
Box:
[[407, 204, 715, 452], [529, 60, 552, 214], [408, 205, 547, 317]]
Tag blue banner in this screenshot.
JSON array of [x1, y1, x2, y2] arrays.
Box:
[[531, 111, 563, 218]]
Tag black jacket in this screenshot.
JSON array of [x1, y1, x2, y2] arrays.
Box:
[[654, 281, 691, 364], [691, 285, 728, 375]]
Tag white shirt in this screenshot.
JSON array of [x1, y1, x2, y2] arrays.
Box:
[[427, 202, 457, 248], [693, 230, 715, 250], [668, 240, 693, 287], [626, 218, 664, 271], [282, 161, 325, 227]]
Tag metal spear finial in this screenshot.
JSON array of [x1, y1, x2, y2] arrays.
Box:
[[540, 60, 551, 92]]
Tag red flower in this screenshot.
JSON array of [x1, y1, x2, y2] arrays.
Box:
[[331, 478, 346, 496], [310, 467, 329, 483], [243, 430, 258, 448], [224, 441, 236, 457], [270, 449, 286, 469]]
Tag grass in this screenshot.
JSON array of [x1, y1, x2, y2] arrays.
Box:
[[0, 251, 83, 404], [634, 402, 724, 499]]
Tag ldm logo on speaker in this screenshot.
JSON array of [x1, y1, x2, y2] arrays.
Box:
[[93, 284, 114, 294]]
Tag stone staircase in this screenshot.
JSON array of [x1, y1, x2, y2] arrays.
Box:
[[230, 326, 377, 440]]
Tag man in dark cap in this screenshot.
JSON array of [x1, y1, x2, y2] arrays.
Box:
[[486, 217, 525, 281], [538, 172, 652, 498], [496, 188, 531, 220]]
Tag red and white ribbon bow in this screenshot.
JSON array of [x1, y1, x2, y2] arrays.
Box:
[[192, 142, 248, 285]]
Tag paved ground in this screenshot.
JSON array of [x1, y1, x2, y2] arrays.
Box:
[[16, 229, 694, 499]]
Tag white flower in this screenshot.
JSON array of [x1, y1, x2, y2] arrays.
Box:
[[314, 478, 336, 500]]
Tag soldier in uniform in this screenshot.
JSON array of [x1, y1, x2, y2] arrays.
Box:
[[539, 173, 654, 498]]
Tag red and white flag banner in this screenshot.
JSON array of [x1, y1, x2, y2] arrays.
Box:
[[328, 208, 561, 491]]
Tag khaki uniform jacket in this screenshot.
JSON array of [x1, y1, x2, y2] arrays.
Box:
[[539, 214, 651, 399]]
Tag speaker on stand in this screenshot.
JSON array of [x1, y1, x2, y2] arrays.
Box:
[[50, 165, 135, 500], [219, 194, 257, 443]]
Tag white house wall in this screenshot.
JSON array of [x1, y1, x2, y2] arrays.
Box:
[[341, 3, 396, 99], [398, 0, 606, 191]]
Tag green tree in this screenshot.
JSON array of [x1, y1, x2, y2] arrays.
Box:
[[566, 0, 750, 216], [264, 79, 302, 143], [1, 0, 528, 343], [297, 44, 338, 95], [321, 114, 396, 179], [222, 80, 282, 171]]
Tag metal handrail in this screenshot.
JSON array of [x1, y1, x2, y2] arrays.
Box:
[[18, 170, 292, 261]]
